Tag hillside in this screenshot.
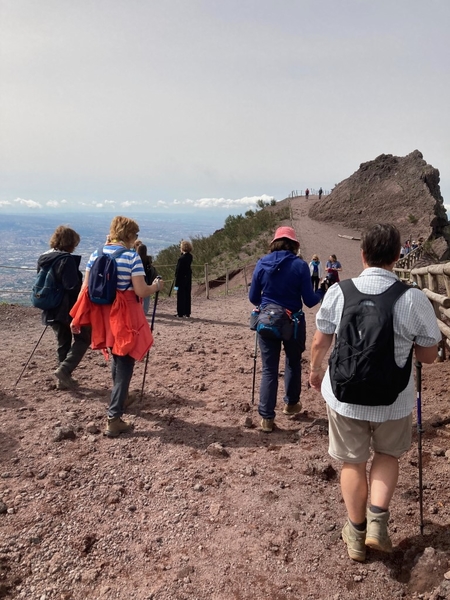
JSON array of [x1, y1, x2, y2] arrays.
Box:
[[308, 150, 450, 260], [1, 197, 450, 600]]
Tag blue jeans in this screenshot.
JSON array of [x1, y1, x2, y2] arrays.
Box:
[[258, 335, 303, 419], [108, 353, 135, 419]]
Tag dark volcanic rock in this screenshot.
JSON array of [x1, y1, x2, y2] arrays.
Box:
[[309, 150, 450, 258]]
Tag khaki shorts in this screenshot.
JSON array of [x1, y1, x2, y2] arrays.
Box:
[[326, 405, 412, 463]]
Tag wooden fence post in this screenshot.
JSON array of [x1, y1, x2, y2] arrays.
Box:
[[205, 264, 209, 299], [225, 268, 229, 296]]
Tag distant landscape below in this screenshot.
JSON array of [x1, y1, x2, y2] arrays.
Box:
[[0, 210, 231, 306]]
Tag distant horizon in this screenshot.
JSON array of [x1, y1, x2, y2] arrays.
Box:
[[1, 196, 449, 221]]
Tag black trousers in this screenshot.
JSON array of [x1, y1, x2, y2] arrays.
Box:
[[177, 282, 192, 317], [51, 322, 91, 374]]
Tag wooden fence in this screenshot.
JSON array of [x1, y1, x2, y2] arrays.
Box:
[[394, 257, 450, 359]]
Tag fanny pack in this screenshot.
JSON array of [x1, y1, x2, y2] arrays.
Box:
[[250, 304, 305, 344]]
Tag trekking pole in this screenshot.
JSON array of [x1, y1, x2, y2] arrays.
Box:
[[251, 332, 258, 405], [15, 326, 49, 387], [140, 279, 161, 402], [416, 359, 424, 535], [168, 279, 175, 297]]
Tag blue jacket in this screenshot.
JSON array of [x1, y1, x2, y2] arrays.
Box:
[[249, 250, 323, 312]]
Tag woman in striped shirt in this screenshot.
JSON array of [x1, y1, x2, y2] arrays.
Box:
[[71, 216, 164, 437]]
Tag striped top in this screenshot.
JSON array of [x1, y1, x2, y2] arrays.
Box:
[[316, 268, 441, 422], [86, 244, 145, 291]]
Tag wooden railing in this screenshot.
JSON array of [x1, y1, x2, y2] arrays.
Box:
[[394, 259, 450, 359]]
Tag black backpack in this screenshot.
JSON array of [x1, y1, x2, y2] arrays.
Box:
[[31, 254, 67, 310], [88, 246, 128, 305], [328, 279, 412, 406]]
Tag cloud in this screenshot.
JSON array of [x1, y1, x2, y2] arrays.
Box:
[[13, 197, 42, 209], [171, 195, 274, 209], [2, 194, 277, 213]]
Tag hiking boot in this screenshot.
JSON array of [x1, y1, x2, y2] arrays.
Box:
[[54, 367, 79, 390], [124, 393, 138, 410], [342, 520, 366, 562], [260, 418, 274, 433], [365, 509, 392, 553], [105, 417, 134, 438], [282, 401, 302, 416]]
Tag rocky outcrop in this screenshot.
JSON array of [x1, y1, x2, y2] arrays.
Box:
[[308, 150, 450, 259]]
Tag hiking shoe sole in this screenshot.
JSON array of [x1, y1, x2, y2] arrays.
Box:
[[365, 536, 393, 553]]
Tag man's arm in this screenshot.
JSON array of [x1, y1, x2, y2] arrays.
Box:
[[309, 330, 334, 390], [414, 343, 438, 364]]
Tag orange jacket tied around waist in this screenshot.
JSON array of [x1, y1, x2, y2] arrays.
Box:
[[70, 288, 153, 361]]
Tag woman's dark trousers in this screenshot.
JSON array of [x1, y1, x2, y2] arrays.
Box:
[[51, 322, 91, 375], [109, 353, 136, 418], [257, 335, 303, 420]]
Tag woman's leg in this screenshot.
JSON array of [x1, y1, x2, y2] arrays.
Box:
[[283, 337, 302, 405], [258, 336, 281, 419], [60, 325, 91, 375], [108, 354, 135, 419], [51, 322, 72, 363]]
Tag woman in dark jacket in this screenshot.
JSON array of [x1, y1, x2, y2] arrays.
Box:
[[137, 244, 158, 315], [249, 226, 324, 432], [174, 240, 193, 318], [36, 226, 91, 389]]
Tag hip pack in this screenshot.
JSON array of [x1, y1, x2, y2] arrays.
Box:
[[250, 303, 305, 345]]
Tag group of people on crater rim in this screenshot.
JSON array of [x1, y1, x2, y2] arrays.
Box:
[[308, 253, 342, 292], [34, 217, 440, 566], [399, 236, 424, 258]]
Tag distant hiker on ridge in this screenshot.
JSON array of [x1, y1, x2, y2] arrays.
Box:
[[305, 188, 310, 199]]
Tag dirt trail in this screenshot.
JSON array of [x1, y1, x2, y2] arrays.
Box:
[[0, 207, 449, 600]]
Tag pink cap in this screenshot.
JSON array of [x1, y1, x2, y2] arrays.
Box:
[[271, 226, 299, 244]]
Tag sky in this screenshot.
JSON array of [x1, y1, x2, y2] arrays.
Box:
[[1, 0, 449, 217]]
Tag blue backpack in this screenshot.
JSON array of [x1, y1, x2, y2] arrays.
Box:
[[31, 254, 67, 310], [88, 246, 128, 305]]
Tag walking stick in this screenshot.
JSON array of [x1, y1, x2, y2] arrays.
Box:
[[416, 360, 424, 535], [140, 282, 160, 402], [15, 326, 49, 387], [251, 332, 258, 405], [168, 279, 175, 297]]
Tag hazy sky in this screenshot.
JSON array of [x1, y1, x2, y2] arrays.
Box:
[[1, 0, 449, 216]]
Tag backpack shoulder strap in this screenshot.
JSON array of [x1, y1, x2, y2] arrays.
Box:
[[110, 246, 128, 259], [339, 278, 409, 306]]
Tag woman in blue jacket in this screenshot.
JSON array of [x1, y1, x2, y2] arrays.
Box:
[[249, 226, 324, 432]]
